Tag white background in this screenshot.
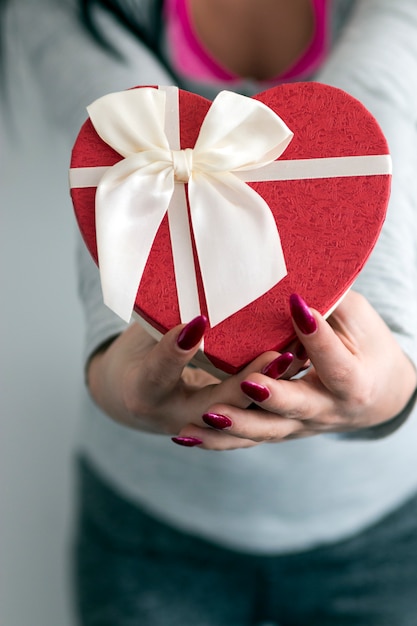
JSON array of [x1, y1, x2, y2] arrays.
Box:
[[1, 85, 83, 625]]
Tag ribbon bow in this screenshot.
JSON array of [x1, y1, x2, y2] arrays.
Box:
[[87, 86, 293, 325]]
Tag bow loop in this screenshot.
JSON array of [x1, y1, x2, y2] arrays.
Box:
[[193, 90, 293, 172], [87, 88, 170, 157]]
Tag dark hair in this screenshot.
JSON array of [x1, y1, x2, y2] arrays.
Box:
[[78, 0, 164, 58]]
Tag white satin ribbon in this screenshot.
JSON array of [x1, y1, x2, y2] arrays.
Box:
[[70, 86, 392, 326], [81, 86, 293, 325], [70, 155, 393, 187]]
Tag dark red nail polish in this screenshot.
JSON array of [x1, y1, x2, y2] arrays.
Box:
[[202, 412, 232, 430], [171, 436, 203, 447], [262, 352, 294, 379], [177, 315, 208, 350], [295, 342, 308, 361], [241, 380, 270, 402], [289, 294, 317, 335]]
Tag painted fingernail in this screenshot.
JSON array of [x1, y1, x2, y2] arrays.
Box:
[[202, 412, 232, 430], [262, 352, 294, 379], [295, 342, 308, 361], [289, 294, 317, 335], [241, 380, 270, 402], [171, 436, 203, 447], [177, 315, 208, 350]]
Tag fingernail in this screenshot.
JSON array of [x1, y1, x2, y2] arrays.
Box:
[[262, 352, 294, 379], [241, 380, 270, 402], [171, 436, 203, 447], [177, 315, 208, 351], [289, 294, 317, 335], [202, 412, 232, 430], [295, 342, 308, 361]]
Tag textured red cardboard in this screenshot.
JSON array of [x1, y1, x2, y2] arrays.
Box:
[[71, 82, 391, 374]]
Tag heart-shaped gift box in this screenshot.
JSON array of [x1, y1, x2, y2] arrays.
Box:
[[70, 82, 391, 377]]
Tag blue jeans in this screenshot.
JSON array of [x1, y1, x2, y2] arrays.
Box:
[[73, 456, 417, 626]]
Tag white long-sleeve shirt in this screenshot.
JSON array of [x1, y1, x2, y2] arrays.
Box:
[[4, 0, 417, 553]]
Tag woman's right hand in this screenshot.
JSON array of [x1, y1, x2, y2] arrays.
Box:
[[87, 316, 210, 434], [87, 315, 294, 438]]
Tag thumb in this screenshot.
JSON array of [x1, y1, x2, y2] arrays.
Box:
[[144, 315, 208, 396], [289, 293, 357, 395]]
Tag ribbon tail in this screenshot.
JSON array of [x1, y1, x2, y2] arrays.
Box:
[[168, 184, 203, 323], [95, 157, 174, 322], [189, 173, 287, 327]]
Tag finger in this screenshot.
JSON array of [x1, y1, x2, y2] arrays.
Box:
[[172, 427, 318, 450], [143, 315, 208, 399], [261, 351, 295, 380], [281, 339, 310, 378], [289, 293, 359, 396], [238, 374, 335, 422], [172, 424, 260, 450], [202, 402, 305, 443]]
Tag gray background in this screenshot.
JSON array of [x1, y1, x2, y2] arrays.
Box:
[[1, 83, 83, 625]]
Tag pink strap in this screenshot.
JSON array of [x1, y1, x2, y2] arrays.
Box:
[[164, 0, 329, 83]]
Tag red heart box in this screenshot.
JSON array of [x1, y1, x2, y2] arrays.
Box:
[[70, 82, 391, 376]]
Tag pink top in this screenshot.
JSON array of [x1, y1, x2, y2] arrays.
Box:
[[164, 0, 329, 84]]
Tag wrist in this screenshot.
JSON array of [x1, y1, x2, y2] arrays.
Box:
[[390, 355, 417, 421], [344, 385, 417, 441], [86, 348, 108, 410]]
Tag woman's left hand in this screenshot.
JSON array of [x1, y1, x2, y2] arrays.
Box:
[[175, 290, 417, 450]]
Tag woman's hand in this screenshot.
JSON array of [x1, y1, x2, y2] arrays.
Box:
[[176, 291, 417, 450], [87, 315, 290, 438]]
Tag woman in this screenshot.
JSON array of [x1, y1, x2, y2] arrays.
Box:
[[4, 0, 417, 623]]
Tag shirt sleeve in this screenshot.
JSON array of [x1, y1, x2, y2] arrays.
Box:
[[317, 0, 417, 436]]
